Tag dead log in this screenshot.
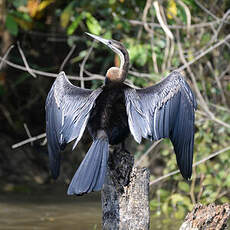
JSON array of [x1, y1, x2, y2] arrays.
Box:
[[101, 147, 150, 230], [180, 203, 230, 230]]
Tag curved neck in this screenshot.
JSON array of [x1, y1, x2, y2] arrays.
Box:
[[115, 46, 129, 82], [119, 51, 129, 81]]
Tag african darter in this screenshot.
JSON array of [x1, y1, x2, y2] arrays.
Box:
[[45, 33, 197, 195]]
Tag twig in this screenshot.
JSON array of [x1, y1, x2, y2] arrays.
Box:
[[207, 61, 227, 106], [135, 140, 162, 167], [177, 31, 230, 129], [197, 173, 205, 202], [0, 45, 14, 70], [209, 103, 230, 113], [211, 9, 230, 43], [153, 1, 174, 40], [128, 70, 157, 78], [176, 29, 214, 118], [128, 16, 230, 30], [219, 66, 230, 80], [149, 13, 159, 73], [17, 42, 37, 78], [167, 36, 175, 70], [59, 45, 76, 72], [177, 0, 191, 33], [83, 69, 105, 80], [79, 40, 95, 88], [0, 104, 15, 129], [212, 117, 230, 129], [142, 0, 152, 34], [190, 165, 196, 204], [12, 133, 46, 149], [137, 0, 152, 39], [196, 107, 230, 129], [150, 35, 159, 73], [158, 4, 171, 72], [23, 123, 33, 146], [194, 0, 219, 20], [177, 34, 230, 72], [150, 145, 230, 186], [0, 56, 105, 81]]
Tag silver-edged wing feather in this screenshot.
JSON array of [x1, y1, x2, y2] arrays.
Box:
[[45, 71, 102, 179], [124, 71, 197, 179]]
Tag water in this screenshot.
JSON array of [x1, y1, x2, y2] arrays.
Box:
[[0, 185, 101, 230], [0, 185, 181, 230]]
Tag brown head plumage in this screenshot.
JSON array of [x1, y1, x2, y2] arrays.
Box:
[[86, 33, 129, 83]]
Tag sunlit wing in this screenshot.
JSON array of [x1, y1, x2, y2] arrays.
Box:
[[124, 71, 197, 179], [45, 71, 102, 179]]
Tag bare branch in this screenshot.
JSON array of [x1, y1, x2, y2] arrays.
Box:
[[79, 40, 95, 88], [12, 133, 46, 149], [137, 0, 152, 39], [176, 29, 214, 118], [177, 34, 230, 72], [59, 45, 76, 72], [23, 123, 33, 146], [135, 140, 162, 167], [128, 70, 157, 78], [17, 42, 37, 78], [150, 145, 230, 186], [153, 1, 174, 40], [158, 4, 171, 72], [177, 0, 191, 32], [207, 61, 227, 106], [0, 45, 14, 70], [0, 56, 105, 81], [129, 16, 230, 30], [194, 0, 219, 20], [212, 9, 230, 43]]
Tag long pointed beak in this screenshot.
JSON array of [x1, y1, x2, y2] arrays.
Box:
[[85, 32, 109, 46]]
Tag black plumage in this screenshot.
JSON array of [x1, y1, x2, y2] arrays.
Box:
[[45, 33, 197, 195]]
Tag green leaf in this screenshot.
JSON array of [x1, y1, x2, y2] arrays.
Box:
[[67, 13, 84, 35], [220, 196, 229, 203], [60, 2, 75, 28], [162, 199, 170, 216], [5, 15, 18, 36], [171, 193, 184, 206], [178, 181, 190, 193], [12, 0, 27, 8], [103, 31, 112, 39], [174, 206, 185, 219], [109, 0, 116, 4], [149, 199, 160, 210], [86, 13, 101, 35]]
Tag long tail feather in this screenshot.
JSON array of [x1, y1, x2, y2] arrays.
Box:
[[67, 138, 109, 195]]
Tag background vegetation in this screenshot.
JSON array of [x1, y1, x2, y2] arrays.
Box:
[[0, 0, 230, 223]]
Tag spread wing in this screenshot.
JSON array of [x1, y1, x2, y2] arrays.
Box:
[[124, 71, 197, 179], [45, 71, 102, 179]]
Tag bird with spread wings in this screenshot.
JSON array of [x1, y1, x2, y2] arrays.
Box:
[[46, 33, 196, 195]]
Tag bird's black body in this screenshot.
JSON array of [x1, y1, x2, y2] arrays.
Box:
[[88, 83, 129, 145], [45, 33, 197, 195]]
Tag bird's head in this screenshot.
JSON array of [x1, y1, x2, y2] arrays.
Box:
[[86, 32, 129, 83]]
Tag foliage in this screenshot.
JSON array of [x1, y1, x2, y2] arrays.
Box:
[[1, 0, 230, 222]]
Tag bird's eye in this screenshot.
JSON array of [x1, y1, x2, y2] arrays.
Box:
[[108, 41, 112, 45]]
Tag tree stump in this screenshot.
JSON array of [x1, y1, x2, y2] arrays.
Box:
[[101, 147, 150, 230], [180, 203, 230, 230]]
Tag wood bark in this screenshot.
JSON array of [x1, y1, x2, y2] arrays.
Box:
[[180, 203, 230, 230], [102, 147, 150, 230]]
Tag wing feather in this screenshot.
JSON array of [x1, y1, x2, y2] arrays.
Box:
[[45, 71, 102, 178], [124, 71, 196, 179]]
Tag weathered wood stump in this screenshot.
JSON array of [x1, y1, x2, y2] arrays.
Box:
[[102, 146, 150, 230], [180, 203, 230, 230]]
